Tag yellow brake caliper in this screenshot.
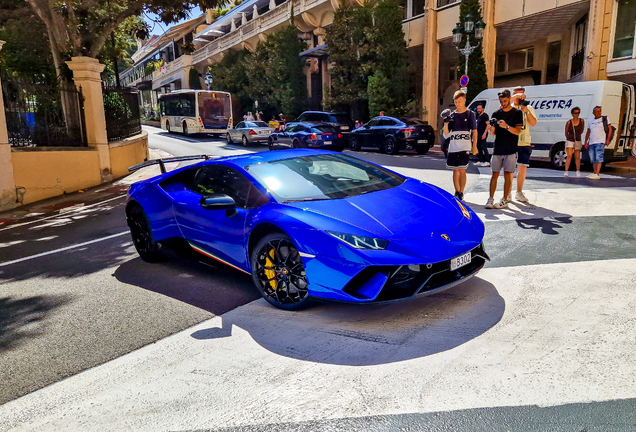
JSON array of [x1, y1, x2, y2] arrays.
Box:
[[264, 248, 276, 290]]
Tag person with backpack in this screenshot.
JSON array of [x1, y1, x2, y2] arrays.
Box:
[[584, 106, 614, 180]]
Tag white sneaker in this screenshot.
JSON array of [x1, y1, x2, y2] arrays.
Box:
[[515, 191, 529, 202], [474, 162, 482, 167], [482, 162, 490, 167], [485, 197, 495, 209], [564, 171, 569, 177], [587, 173, 601, 180], [493, 198, 509, 209], [576, 171, 581, 177], [506, 193, 512, 202]]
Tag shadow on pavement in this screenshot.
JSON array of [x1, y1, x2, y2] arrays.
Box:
[[113, 256, 260, 316], [0, 295, 70, 351], [191, 276, 504, 366]]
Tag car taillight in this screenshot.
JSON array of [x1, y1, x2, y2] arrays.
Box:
[[401, 128, 415, 138], [249, 129, 257, 135], [310, 134, 316, 140], [338, 133, 342, 138], [228, 118, 233, 128]]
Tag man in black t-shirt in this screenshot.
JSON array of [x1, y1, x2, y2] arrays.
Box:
[[486, 89, 524, 210]]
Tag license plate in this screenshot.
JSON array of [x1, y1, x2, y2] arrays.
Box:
[[450, 252, 471, 271], [259, 131, 270, 135], [341, 126, 349, 130], [324, 141, 332, 145], [418, 139, 428, 143]]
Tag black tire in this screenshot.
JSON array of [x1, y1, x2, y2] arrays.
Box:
[[183, 122, 189, 136], [127, 205, 165, 263], [242, 135, 249, 147], [166, 121, 171, 133], [550, 142, 567, 170], [226, 132, 233, 144], [349, 136, 360, 151], [292, 139, 300, 149], [268, 137, 275, 151], [250, 233, 311, 310], [384, 135, 399, 155], [416, 146, 430, 155]]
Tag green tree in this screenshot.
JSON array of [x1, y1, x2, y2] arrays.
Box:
[[324, 0, 374, 119], [188, 68, 202, 89], [0, 0, 56, 83], [245, 25, 307, 118], [458, 0, 487, 101], [98, 16, 147, 87], [208, 48, 252, 114]]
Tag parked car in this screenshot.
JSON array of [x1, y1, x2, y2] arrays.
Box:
[[349, 116, 436, 155], [226, 121, 274, 146], [296, 111, 355, 142], [268, 122, 345, 151], [126, 150, 488, 310]]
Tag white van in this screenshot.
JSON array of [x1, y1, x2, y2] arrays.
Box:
[[468, 81, 635, 169]]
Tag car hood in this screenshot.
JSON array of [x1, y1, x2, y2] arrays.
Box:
[[285, 179, 466, 240]]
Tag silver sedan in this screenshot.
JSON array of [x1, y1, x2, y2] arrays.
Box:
[[226, 121, 275, 146]]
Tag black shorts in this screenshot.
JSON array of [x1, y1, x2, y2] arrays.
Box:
[[517, 146, 532, 166], [446, 151, 470, 169]]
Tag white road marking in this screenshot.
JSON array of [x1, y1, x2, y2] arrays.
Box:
[[0, 231, 129, 268], [0, 195, 127, 232]]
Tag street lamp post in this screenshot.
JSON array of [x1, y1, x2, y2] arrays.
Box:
[[452, 14, 486, 88]]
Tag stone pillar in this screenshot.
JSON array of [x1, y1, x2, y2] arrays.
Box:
[[0, 41, 18, 210], [585, 0, 611, 81], [65, 56, 112, 183], [482, 0, 497, 89], [422, 4, 439, 128]]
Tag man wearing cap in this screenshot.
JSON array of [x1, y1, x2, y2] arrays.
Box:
[[511, 86, 537, 202], [486, 88, 524, 209]]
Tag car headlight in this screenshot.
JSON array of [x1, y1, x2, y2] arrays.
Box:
[[457, 200, 471, 219], [326, 231, 389, 250]]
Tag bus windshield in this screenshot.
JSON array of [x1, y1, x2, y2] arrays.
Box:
[[198, 92, 231, 130]]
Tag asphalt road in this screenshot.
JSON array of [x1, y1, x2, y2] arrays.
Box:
[[1, 126, 635, 430]]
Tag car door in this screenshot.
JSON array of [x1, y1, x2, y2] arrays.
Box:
[[171, 164, 268, 270], [377, 118, 398, 146], [232, 122, 245, 141], [279, 124, 298, 148], [357, 118, 380, 146]]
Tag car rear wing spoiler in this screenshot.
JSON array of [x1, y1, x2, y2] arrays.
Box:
[[128, 155, 215, 174]]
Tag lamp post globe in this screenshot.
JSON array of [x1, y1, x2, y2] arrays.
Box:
[[464, 14, 474, 33], [475, 20, 486, 40], [452, 22, 463, 46]]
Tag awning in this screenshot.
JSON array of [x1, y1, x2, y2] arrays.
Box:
[[136, 80, 152, 90], [300, 44, 329, 59]]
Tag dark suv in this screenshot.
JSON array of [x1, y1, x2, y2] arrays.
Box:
[[296, 111, 354, 142]]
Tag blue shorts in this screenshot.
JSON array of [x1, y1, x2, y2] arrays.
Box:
[[517, 146, 532, 166], [588, 143, 605, 163]]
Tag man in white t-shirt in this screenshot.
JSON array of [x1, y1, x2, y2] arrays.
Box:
[[584, 106, 614, 180]]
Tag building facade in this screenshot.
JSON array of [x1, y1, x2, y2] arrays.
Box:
[[120, 0, 636, 137]]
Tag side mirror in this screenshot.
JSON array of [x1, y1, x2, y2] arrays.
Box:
[[200, 194, 236, 210]]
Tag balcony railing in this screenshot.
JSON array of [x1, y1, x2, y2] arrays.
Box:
[[438, 0, 460, 7], [570, 48, 585, 78]]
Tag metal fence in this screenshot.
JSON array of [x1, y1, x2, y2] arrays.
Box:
[[1, 74, 86, 147], [103, 86, 142, 142]]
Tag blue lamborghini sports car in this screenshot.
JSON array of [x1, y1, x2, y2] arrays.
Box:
[[126, 150, 489, 310]]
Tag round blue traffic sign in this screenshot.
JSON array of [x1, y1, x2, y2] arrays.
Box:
[[460, 75, 469, 87]]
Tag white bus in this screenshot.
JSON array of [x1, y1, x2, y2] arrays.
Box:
[[158, 90, 233, 136], [469, 80, 635, 169]]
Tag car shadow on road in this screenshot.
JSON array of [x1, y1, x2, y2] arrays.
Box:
[[190, 276, 505, 366], [113, 256, 260, 316], [463, 198, 574, 231]]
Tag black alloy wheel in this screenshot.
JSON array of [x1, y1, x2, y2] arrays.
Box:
[[349, 136, 360, 151], [226, 132, 233, 144], [242, 135, 249, 147], [251, 233, 310, 310], [384, 135, 399, 155], [292, 139, 300, 149], [268, 137, 275, 151], [127, 206, 165, 263], [166, 121, 171, 133], [551, 142, 567, 170]]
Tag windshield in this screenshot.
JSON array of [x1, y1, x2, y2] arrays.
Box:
[[246, 154, 405, 202], [311, 125, 336, 133], [249, 121, 269, 128]]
